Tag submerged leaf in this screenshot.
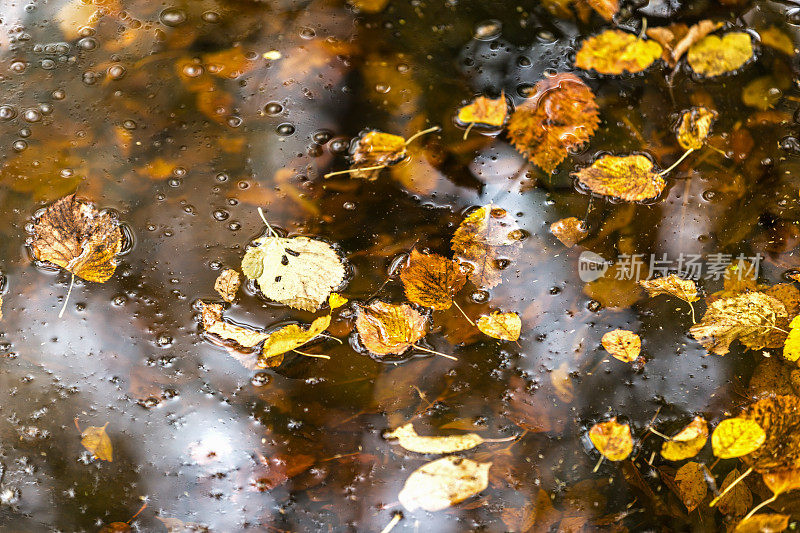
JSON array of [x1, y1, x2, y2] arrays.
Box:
[[759, 26, 795, 56], [385, 423, 485, 454], [80, 422, 113, 462], [241, 233, 346, 312], [711, 418, 766, 459], [400, 250, 467, 310], [355, 301, 427, 355], [717, 468, 753, 517], [260, 315, 332, 366], [214, 269, 241, 303], [687, 32, 754, 77], [575, 30, 663, 75], [640, 274, 699, 302], [676, 107, 718, 151], [31, 194, 123, 283], [739, 395, 800, 473], [456, 93, 508, 129], [589, 417, 633, 461], [200, 301, 267, 348], [674, 461, 708, 512], [398, 456, 491, 512], [783, 316, 800, 362], [762, 469, 800, 497], [506, 73, 599, 173], [661, 416, 708, 461], [477, 311, 521, 341], [601, 329, 641, 363], [646, 20, 723, 67], [573, 154, 665, 201], [733, 514, 789, 533], [550, 217, 588, 248]]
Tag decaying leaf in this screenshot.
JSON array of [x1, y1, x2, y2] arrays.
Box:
[[575, 30, 663, 75], [586, 0, 618, 21], [717, 468, 753, 517], [200, 301, 267, 348], [573, 154, 665, 201], [784, 316, 800, 362], [733, 514, 789, 533], [762, 469, 800, 497], [660, 416, 708, 461], [331, 127, 439, 179], [385, 423, 486, 454], [397, 456, 491, 512], [646, 20, 723, 67], [550, 217, 588, 248], [506, 73, 599, 173], [31, 194, 123, 283], [759, 26, 795, 56], [674, 461, 708, 512], [260, 315, 332, 367], [640, 274, 700, 302], [355, 301, 427, 355], [477, 311, 521, 341], [739, 395, 800, 473], [214, 269, 241, 302], [451, 205, 523, 288], [539, 0, 618, 22], [589, 417, 633, 462], [676, 107, 718, 151], [328, 293, 348, 309], [601, 329, 641, 363], [687, 32, 754, 77], [241, 231, 346, 312], [689, 292, 787, 355], [400, 250, 466, 310], [711, 418, 766, 459], [80, 422, 113, 462], [742, 75, 790, 111], [455, 93, 508, 132]]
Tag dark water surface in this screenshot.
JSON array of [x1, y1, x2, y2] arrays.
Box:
[[1, 0, 800, 531]]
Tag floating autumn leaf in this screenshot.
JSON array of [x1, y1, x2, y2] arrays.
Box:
[[260, 315, 332, 367], [739, 395, 800, 473], [759, 26, 795, 56], [640, 274, 699, 302], [586, 0, 618, 21], [550, 217, 588, 248], [455, 93, 508, 138], [674, 462, 708, 512], [676, 107, 718, 151], [573, 154, 665, 202], [506, 73, 599, 173], [31, 194, 123, 283], [646, 20, 723, 67], [689, 292, 787, 355], [78, 421, 113, 462], [539, 0, 618, 22], [687, 32, 754, 77], [451, 205, 523, 288], [733, 514, 789, 533], [477, 312, 521, 341], [328, 293, 348, 309], [399, 250, 466, 311], [589, 417, 633, 463], [762, 469, 800, 497], [717, 468, 753, 517], [711, 418, 766, 459], [385, 423, 493, 454], [214, 268, 241, 303], [601, 329, 641, 363], [241, 212, 346, 312], [783, 316, 800, 362], [355, 301, 428, 356], [575, 30, 663, 75], [661, 416, 708, 461], [397, 456, 491, 512], [200, 301, 267, 348]]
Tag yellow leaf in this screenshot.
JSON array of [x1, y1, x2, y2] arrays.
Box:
[[601, 329, 641, 363], [328, 293, 348, 309], [398, 456, 491, 512], [385, 423, 486, 454], [739, 395, 800, 473], [573, 154, 665, 202], [400, 250, 467, 310], [260, 315, 332, 366], [456, 93, 508, 129], [589, 417, 633, 461], [640, 274, 700, 302], [734, 514, 789, 533], [742, 75, 790, 111], [200, 301, 267, 348], [687, 32, 754, 77], [759, 26, 795, 56], [676, 107, 718, 151], [80, 422, 113, 462], [348, 131, 407, 179], [550, 217, 588, 248], [712, 418, 766, 459], [646, 20, 723, 67], [477, 312, 521, 341], [355, 301, 427, 356], [660, 416, 708, 461], [674, 461, 708, 512], [214, 269, 241, 303], [762, 468, 800, 496], [783, 316, 800, 362], [575, 29, 663, 75]]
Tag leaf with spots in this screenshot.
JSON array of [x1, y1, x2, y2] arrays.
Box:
[[355, 301, 428, 356], [687, 32, 754, 77], [674, 461, 708, 512], [214, 268, 241, 302], [400, 250, 466, 310], [575, 30, 663, 75], [573, 154, 665, 201], [601, 329, 641, 363]]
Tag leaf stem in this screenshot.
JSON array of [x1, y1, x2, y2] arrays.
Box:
[[257, 207, 279, 238], [592, 455, 604, 473], [324, 164, 387, 179], [462, 122, 474, 140], [743, 494, 779, 520], [647, 426, 671, 440], [404, 125, 441, 146], [58, 273, 75, 319], [380, 513, 403, 533], [292, 349, 331, 359], [453, 300, 476, 326], [658, 148, 695, 177], [412, 343, 457, 361], [709, 466, 752, 507]]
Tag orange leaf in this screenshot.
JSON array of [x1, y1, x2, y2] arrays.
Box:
[[601, 329, 641, 363], [355, 301, 427, 356], [573, 154, 665, 202], [400, 250, 466, 310]]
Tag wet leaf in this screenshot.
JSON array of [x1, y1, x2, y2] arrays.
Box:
[[0, 295, 3, 321], [241, 233, 346, 312], [260, 315, 332, 367], [80, 422, 113, 462], [660, 416, 708, 461], [456, 93, 508, 130], [573, 154, 665, 201], [739, 395, 800, 473], [450, 205, 523, 288], [477, 311, 521, 341], [759, 26, 795, 56], [98, 523, 130, 533], [586, 0, 618, 21], [689, 292, 787, 355], [400, 250, 467, 310], [328, 293, 348, 309], [687, 32, 754, 77], [742, 75, 790, 111], [640, 274, 700, 302], [156, 516, 210, 533], [674, 461, 708, 512], [385, 423, 486, 454], [646, 20, 723, 67], [762, 469, 800, 496], [348, 0, 390, 13], [601, 329, 641, 363], [783, 316, 800, 363], [575, 30, 663, 75], [31, 194, 123, 283], [733, 514, 789, 533], [589, 417, 633, 462], [711, 418, 766, 459], [397, 456, 491, 512], [214, 269, 241, 303], [717, 468, 753, 517], [200, 301, 267, 348], [506, 73, 599, 173], [348, 131, 407, 178], [355, 301, 427, 355], [676, 107, 718, 151], [550, 217, 588, 248]]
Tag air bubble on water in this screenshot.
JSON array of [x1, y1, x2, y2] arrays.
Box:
[[160, 8, 187, 27], [183, 63, 203, 77], [78, 37, 97, 50], [10, 60, 26, 72], [41, 59, 55, 70], [12, 140, 26, 152], [19, 127, 30, 137], [0, 105, 16, 120], [122, 119, 136, 129], [107, 64, 126, 79], [276, 123, 295, 136], [39, 103, 52, 114], [23, 109, 41, 122], [52, 89, 65, 100], [201, 11, 221, 23], [374, 83, 390, 93], [264, 102, 283, 115], [251, 372, 271, 386], [474, 19, 501, 40], [299, 27, 316, 39], [60, 169, 73, 178], [470, 290, 490, 303]]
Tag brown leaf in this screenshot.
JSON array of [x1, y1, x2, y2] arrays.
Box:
[[550, 217, 588, 248], [80, 422, 113, 462], [451, 205, 523, 288], [253, 453, 315, 491], [200, 301, 267, 348], [674, 461, 708, 512], [586, 0, 618, 21], [639, 274, 700, 302], [349, 131, 407, 179], [601, 329, 641, 363], [506, 73, 599, 173], [734, 514, 789, 533], [31, 194, 123, 282], [214, 269, 241, 303], [739, 395, 800, 473], [400, 250, 466, 310], [762, 469, 800, 497], [717, 468, 753, 517], [646, 20, 723, 67], [676, 107, 718, 151], [573, 154, 665, 202], [355, 301, 427, 356]]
